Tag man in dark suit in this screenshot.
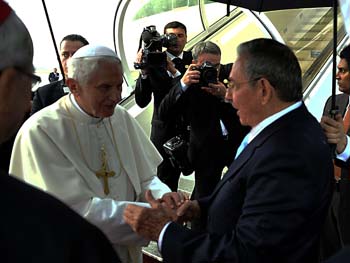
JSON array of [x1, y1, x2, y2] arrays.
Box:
[[31, 34, 89, 115], [48, 67, 59, 82], [124, 38, 333, 263], [320, 44, 350, 260], [134, 21, 193, 191], [0, 1, 120, 262]]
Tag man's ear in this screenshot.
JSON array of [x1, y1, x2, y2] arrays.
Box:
[[66, 78, 79, 95], [258, 78, 274, 105]]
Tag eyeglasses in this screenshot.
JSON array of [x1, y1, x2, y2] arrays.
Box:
[[15, 67, 41, 87], [227, 77, 261, 89]]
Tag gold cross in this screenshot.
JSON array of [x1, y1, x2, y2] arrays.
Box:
[[95, 146, 115, 195]]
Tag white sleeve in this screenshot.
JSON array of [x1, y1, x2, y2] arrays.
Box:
[[139, 175, 171, 201], [71, 198, 150, 246], [336, 135, 350, 162]]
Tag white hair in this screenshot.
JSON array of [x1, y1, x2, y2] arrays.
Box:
[[0, 11, 33, 71], [68, 56, 122, 86]]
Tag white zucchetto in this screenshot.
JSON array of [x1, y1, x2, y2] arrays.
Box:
[[72, 44, 118, 59]]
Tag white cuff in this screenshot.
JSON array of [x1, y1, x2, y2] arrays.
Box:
[[336, 135, 350, 162], [157, 221, 172, 254]]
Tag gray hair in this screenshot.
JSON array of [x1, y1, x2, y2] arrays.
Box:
[[237, 38, 302, 102], [192, 41, 221, 61], [67, 56, 122, 86], [0, 11, 33, 71]]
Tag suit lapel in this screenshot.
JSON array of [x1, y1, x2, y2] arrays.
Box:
[[337, 94, 348, 116], [211, 104, 308, 196]]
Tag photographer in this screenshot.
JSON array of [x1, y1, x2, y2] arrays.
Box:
[[158, 41, 250, 230], [134, 21, 192, 191]]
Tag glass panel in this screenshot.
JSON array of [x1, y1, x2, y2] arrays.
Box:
[[264, 8, 344, 90], [117, 2, 344, 97], [204, 1, 235, 25], [202, 7, 271, 65]]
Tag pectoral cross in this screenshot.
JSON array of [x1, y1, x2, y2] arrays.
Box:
[[95, 146, 115, 195]]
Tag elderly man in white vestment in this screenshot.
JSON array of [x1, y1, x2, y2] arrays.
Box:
[[9, 44, 182, 263]]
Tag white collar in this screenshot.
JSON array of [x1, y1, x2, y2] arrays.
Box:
[[246, 101, 302, 144], [69, 94, 104, 124], [166, 51, 184, 60]]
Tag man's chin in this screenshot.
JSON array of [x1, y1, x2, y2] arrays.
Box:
[[101, 107, 116, 118]]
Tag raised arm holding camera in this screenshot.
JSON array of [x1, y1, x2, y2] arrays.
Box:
[[134, 21, 193, 192], [158, 41, 249, 230]]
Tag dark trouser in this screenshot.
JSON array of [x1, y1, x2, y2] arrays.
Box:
[[189, 136, 234, 231], [320, 187, 342, 261], [190, 160, 225, 231], [157, 157, 181, 192], [320, 178, 350, 260], [339, 178, 350, 244]]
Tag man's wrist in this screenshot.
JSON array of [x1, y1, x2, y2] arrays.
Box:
[[336, 135, 350, 162], [336, 135, 348, 154]]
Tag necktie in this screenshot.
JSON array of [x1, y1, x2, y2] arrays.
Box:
[[343, 106, 350, 133], [334, 106, 350, 179], [234, 134, 249, 159], [172, 57, 186, 74]]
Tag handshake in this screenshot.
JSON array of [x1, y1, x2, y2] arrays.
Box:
[[123, 190, 200, 241]]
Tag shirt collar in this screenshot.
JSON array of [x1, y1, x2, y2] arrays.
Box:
[[246, 101, 302, 144], [166, 51, 183, 60]]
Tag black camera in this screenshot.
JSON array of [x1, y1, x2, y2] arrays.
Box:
[[134, 25, 177, 69], [192, 61, 218, 87], [163, 135, 193, 176]]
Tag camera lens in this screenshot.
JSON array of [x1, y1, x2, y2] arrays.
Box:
[[199, 61, 218, 86]]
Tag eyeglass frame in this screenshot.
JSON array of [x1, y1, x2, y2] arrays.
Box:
[[227, 77, 261, 90], [14, 66, 41, 86]]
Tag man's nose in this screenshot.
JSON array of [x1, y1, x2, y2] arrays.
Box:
[[225, 87, 232, 101], [336, 72, 341, 80], [109, 89, 122, 102]]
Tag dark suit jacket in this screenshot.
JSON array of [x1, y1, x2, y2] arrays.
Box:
[[162, 104, 333, 263], [134, 51, 193, 155], [49, 72, 59, 82], [0, 170, 120, 262], [324, 246, 350, 263], [321, 93, 350, 257], [323, 93, 350, 168], [31, 80, 67, 115]]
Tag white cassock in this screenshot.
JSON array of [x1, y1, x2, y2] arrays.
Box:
[[9, 94, 171, 263]]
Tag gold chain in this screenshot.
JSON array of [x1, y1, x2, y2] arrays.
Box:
[[104, 118, 126, 173], [64, 99, 123, 177], [64, 100, 95, 172]]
